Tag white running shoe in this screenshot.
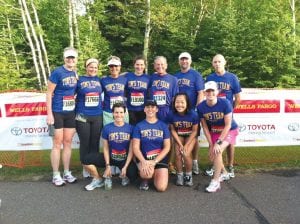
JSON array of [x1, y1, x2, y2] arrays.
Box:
[[85, 178, 104, 191], [63, 171, 77, 183], [228, 166, 235, 178], [205, 167, 214, 177], [206, 180, 221, 193], [192, 161, 200, 175], [219, 173, 230, 182], [52, 175, 65, 187], [176, 174, 184, 186]]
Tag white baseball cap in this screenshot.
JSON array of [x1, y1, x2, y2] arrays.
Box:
[[204, 81, 218, 91], [107, 57, 121, 66], [178, 52, 192, 60], [63, 48, 78, 58]]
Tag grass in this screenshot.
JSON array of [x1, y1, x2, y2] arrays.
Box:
[[0, 146, 299, 181]]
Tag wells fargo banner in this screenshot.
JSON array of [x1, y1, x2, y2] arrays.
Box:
[[0, 92, 79, 151], [0, 90, 299, 151]]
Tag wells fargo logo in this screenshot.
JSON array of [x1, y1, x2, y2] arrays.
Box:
[[285, 99, 300, 113], [5, 102, 47, 117], [234, 100, 280, 113]]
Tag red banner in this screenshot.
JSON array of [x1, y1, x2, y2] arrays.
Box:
[[234, 100, 280, 113], [285, 99, 300, 113], [5, 102, 47, 117]]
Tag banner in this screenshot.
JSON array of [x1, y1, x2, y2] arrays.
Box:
[[0, 90, 299, 151]]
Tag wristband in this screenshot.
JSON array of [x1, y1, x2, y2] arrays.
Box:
[[216, 139, 222, 145]]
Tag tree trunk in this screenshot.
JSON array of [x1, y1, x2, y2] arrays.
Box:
[[19, 0, 42, 90], [6, 17, 20, 73], [72, 0, 80, 49], [69, 0, 74, 47], [290, 0, 296, 58], [21, 0, 47, 88], [191, 0, 207, 41], [31, 0, 51, 78], [143, 0, 151, 74]]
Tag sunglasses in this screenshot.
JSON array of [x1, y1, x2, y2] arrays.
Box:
[[66, 56, 76, 59], [108, 65, 119, 68]]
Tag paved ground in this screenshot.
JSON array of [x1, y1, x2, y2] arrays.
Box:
[[0, 169, 299, 224]]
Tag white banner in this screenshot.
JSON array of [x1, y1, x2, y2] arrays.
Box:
[[0, 90, 299, 151]]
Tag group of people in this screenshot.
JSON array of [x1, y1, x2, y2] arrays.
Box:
[[46, 47, 241, 193]]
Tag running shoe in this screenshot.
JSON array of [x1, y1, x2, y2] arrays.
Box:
[[52, 175, 65, 187], [176, 174, 184, 186], [121, 176, 130, 187], [204, 167, 214, 177], [206, 180, 221, 193], [228, 166, 235, 178], [184, 175, 193, 187], [168, 163, 177, 175], [139, 180, 149, 191], [85, 178, 104, 191], [63, 171, 77, 183], [192, 161, 200, 175], [219, 172, 230, 182]]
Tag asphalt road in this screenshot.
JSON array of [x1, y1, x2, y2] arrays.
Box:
[[0, 169, 299, 224]]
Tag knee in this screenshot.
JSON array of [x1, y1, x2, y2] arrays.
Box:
[[155, 184, 167, 192]]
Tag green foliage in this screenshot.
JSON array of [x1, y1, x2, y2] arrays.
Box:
[[0, 0, 299, 89]]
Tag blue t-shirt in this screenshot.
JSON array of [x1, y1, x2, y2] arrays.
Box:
[[206, 71, 241, 106], [49, 66, 77, 113], [125, 72, 150, 111], [175, 69, 204, 109], [197, 98, 238, 132], [167, 110, 199, 137], [148, 73, 178, 122], [102, 122, 133, 162], [101, 75, 127, 113], [132, 119, 170, 163], [76, 75, 102, 116]]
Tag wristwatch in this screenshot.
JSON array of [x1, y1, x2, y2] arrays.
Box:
[[216, 139, 223, 145]]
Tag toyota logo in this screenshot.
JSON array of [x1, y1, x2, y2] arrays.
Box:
[[288, 123, 299, 131], [11, 127, 22, 136], [239, 124, 247, 132]]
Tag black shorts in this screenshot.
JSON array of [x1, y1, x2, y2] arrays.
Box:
[[128, 110, 146, 125], [53, 111, 76, 129], [197, 124, 201, 137], [155, 163, 168, 169]]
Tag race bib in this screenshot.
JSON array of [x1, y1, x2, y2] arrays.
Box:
[[153, 91, 166, 106], [111, 149, 127, 161], [130, 92, 144, 106], [85, 92, 99, 107], [146, 149, 161, 160], [110, 96, 124, 109], [211, 125, 224, 133], [178, 128, 192, 136], [63, 95, 75, 111], [218, 92, 227, 99]]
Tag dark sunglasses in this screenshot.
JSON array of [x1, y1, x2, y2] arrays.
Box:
[[66, 56, 75, 59], [108, 65, 119, 68]]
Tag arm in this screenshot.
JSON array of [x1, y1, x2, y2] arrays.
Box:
[[46, 81, 56, 125], [170, 124, 183, 149], [132, 138, 153, 176], [196, 90, 204, 106], [233, 93, 241, 109], [152, 138, 171, 165], [183, 123, 198, 148], [120, 141, 134, 177], [103, 139, 112, 177]]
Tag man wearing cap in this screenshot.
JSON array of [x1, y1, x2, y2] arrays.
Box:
[[174, 52, 205, 175], [148, 56, 178, 123], [197, 81, 239, 192], [46, 47, 78, 186], [205, 54, 241, 178]]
